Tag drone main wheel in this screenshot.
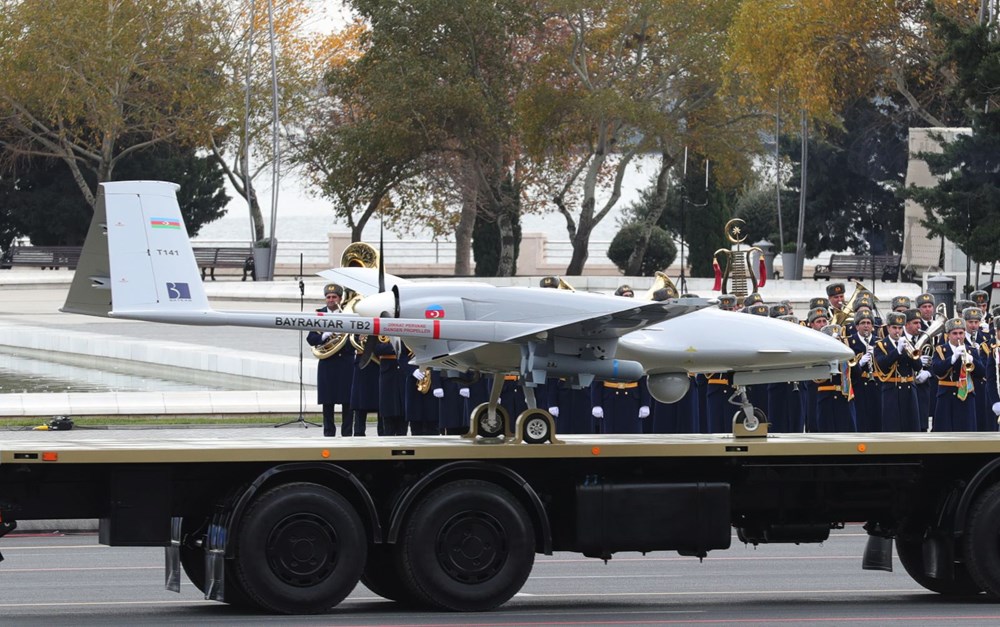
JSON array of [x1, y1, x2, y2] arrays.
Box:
[[471, 403, 509, 438], [733, 407, 767, 432], [518, 409, 552, 444]]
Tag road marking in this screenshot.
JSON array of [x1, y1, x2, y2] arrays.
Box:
[[3, 566, 159, 572]]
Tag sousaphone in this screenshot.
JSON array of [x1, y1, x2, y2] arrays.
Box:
[[311, 242, 380, 360]]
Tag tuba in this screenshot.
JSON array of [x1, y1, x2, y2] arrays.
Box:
[[342, 241, 381, 354], [643, 270, 679, 301], [831, 280, 868, 327]]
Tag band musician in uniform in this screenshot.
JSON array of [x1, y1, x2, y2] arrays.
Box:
[[873, 312, 922, 432], [306, 283, 354, 437], [931, 318, 985, 432], [848, 311, 880, 432]]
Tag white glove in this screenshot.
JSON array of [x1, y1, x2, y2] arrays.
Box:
[[993, 401, 1000, 417], [548, 406, 560, 417], [592, 406, 604, 419], [321, 331, 333, 341], [859, 353, 871, 367], [915, 370, 931, 384], [458, 387, 470, 398], [411, 369, 426, 381], [920, 355, 931, 366], [951, 344, 965, 363], [638, 405, 650, 419], [896, 337, 906, 353], [432, 388, 444, 398]]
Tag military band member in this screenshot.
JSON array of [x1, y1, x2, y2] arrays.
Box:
[[650, 375, 699, 434], [539, 276, 559, 288], [903, 308, 934, 431], [373, 336, 406, 436], [306, 283, 354, 437], [744, 292, 765, 308], [399, 347, 438, 435], [591, 378, 650, 434], [769, 303, 790, 318], [545, 378, 594, 434], [971, 289, 990, 316], [827, 282, 847, 315], [438, 372, 476, 436], [812, 325, 856, 432], [987, 336, 1000, 427], [931, 318, 985, 432], [848, 311, 880, 432], [963, 307, 992, 431], [801, 308, 830, 431], [717, 294, 738, 311], [916, 293, 936, 329], [873, 312, 922, 432], [350, 337, 380, 436], [614, 284, 635, 297], [767, 314, 804, 432]]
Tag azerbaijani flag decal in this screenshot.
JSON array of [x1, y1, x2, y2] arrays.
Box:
[[424, 305, 445, 319], [150, 217, 181, 230]]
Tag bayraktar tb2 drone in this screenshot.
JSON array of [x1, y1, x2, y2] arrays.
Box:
[[62, 181, 852, 443]]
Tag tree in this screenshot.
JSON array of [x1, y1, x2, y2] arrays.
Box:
[[0, 0, 225, 208], [522, 0, 751, 275], [0, 144, 229, 249], [903, 12, 1000, 265], [313, 0, 535, 276], [207, 0, 334, 244], [607, 222, 675, 276]]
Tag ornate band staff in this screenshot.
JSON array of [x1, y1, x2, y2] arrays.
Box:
[[712, 218, 767, 306]]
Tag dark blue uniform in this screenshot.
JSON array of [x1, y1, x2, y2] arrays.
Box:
[[931, 341, 984, 432], [591, 379, 649, 434], [766, 381, 801, 433], [874, 336, 921, 432], [813, 370, 857, 433], [350, 346, 380, 436], [306, 307, 354, 436], [650, 376, 698, 434], [968, 330, 992, 431], [847, 331, 881, 432], [399, 350, 438, 435], [373, 338, 406, 436], [704, 373, 734, 433], [545, 378, 594, 434]]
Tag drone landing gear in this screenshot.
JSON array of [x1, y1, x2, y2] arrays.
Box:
[[729, 385, 768, 438], [463, 375, 561, 444]]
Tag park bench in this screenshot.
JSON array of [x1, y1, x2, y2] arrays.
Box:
[[0, 245, 83, 270], [813, 254, 901, 282], [192, 246, 255, 281]]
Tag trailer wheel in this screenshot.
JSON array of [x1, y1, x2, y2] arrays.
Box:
[[233, 482, 367, 614], [963, 483, 1000, 597], [896, 538, 981, 596], [472, 403, 509, 438], [400, 479, 535, 611]]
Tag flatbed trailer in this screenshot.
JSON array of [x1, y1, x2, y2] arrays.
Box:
[[4, 431, 1000, 613]]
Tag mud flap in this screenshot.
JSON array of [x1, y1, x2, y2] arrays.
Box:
[[0, 520, 17, 563], [165, 517, 182, 592], [205, 513, 229, 601]]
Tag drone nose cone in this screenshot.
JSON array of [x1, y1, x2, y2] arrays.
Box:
[[354, 291, 394, 317]]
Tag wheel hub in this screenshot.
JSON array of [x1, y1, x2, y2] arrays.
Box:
[[436, 512, 507, 584], [265, 513, 338, 587]]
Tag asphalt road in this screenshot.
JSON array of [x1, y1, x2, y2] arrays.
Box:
[[3, 525, 1000, 626]]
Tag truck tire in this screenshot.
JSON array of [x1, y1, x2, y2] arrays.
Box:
[[399, 479, 535, 611], [896, 537, 981, 596], [360, 543, 422, 605], [233, 482, 367, 614], [963, 483, 1000, 597]]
